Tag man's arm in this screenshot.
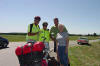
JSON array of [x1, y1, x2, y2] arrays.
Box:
[[50, 26, 56, 41], [28, 32, 39, 36], [50, 34, 55, 41]]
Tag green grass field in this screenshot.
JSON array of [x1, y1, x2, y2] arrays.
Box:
[[69, 41, 100, 66], [0, 35, 26, 42], [0, 35, 98, 42]]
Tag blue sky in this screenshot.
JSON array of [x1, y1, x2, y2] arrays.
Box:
[[0, 0, 100, 34]]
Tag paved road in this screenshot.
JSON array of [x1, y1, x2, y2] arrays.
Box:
[[0, 40, 99, 66]]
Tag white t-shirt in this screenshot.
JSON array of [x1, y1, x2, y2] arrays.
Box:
[[56, 32, 69, 46]]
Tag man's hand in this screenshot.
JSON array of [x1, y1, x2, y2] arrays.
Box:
[[28, 32, 39, 36], [28, 32, 32, 36], [50, 36, 56, 41], [36, 32, 39, 34], [52, 38, 56, 41]]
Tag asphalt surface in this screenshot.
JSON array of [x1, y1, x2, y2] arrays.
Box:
[[0, 40, 99, 66]]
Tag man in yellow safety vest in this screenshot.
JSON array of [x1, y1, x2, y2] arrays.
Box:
[[39, 22, 50, 61], [26, 16, 41, 43]]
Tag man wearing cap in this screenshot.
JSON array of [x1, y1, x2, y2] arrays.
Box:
[[26, 16, 41, 43], [39, 22, 50, 62]]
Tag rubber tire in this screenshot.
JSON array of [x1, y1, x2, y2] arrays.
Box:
[[78, 42, 82, 45], [2, 42, 8, 48]]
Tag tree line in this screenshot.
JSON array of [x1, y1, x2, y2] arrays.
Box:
[[0, 32, 100, 36]]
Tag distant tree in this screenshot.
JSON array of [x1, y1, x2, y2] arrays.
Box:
[[93, 32, 97, 36], [88, 34, 90, 36]]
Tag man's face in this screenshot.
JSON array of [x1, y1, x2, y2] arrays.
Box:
[[34, 19, 40, 25], [43, 25, 47, 30], [54, 19, 58, 25]]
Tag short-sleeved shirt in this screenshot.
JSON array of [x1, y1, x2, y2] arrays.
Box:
[[56, 32, 69, 46], [50, 26, 67, 38]]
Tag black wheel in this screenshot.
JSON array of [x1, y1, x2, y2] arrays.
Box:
[[78, 42, 82, 45], [2, 42, 8, 48]]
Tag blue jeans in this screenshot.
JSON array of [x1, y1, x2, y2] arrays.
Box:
[[58, 46, 68, 66]]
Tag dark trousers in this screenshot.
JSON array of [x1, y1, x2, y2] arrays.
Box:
[[54, 40, 56, 52]]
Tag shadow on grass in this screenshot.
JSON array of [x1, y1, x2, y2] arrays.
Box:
[[81, 43, 92, 46], [0, 47, 9, 50]]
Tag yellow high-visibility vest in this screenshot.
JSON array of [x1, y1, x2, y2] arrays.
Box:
[[39, 29, 50, 43], [26, 23, 40, 41]]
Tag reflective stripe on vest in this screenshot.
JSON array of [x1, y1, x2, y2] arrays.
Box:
[[39, 29, 50, 42]]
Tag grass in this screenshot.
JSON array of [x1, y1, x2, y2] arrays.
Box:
[[0, 35, 26, 42], [69, 36, 98, 40], [0, 35, 98, 42], [69, 36, 80, 40], [68, 41, 100, 66]]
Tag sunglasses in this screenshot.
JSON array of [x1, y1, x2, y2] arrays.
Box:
[[35, 19, 40, 21], [43, 25, 47, 27]]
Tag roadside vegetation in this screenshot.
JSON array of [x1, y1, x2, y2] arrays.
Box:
[[0, 35, 99, 42], [0, 35, 26, 42], [69, 41, 100, 66]]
